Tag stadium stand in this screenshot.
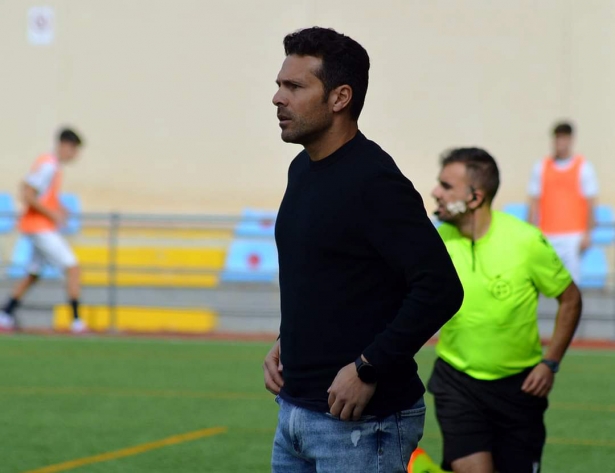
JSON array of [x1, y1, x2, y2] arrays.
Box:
[[53, 305, 218, 333], [235, 208, 277, 237], [579, 246, 608, 290], [220, 239, 278, 283], [74, 245, 224, 287], [502, 202, 529, 221], [59, 193, 82, 235], [0, 193, 15, 234], [591, 204, 615, 245]]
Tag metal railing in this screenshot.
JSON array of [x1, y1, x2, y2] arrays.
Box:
[[0, 211, 613, 338]]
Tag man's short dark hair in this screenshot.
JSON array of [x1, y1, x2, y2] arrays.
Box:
[[283, 27, 370, 120], [441, 148, 500, 203], [553, 122, 574, 136], [58, 128, 83, 146]]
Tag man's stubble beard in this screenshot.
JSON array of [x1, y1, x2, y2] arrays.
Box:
[[282, 108, 333, 147]]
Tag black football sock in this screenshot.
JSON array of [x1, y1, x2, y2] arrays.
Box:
[[70, 299, 80, 320], [2, 298, 20, 317]]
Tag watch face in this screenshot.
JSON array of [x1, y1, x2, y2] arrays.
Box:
[[359, 363, 378, 384]]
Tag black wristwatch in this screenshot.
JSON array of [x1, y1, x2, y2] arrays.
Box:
[[355, 357, 378, 384], [541, 359, 560, 374]]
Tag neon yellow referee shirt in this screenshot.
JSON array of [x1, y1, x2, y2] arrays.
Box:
[[436, 211, 572, 380]]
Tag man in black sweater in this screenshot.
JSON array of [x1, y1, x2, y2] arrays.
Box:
[[263, 27, 463, 473]]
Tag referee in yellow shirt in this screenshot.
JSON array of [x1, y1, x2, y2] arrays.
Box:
[[424, 148, 582, 473]]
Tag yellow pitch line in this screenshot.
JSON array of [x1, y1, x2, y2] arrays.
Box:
[[0, 386, 271, 401], [21, 426, 226, 473]]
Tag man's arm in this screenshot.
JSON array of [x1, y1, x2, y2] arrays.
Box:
[[527, 162, 543, 225], [263, 338, 283, 395], [581, 161, 599, 251], [581, 197, 597, 252], [327, 172, 463, 420], [545, 282, 583, 362], [522, 282, 582, 397], [528, 197, 540, 226], [359, 172, 464, 370], [21, 182, 62, 224]]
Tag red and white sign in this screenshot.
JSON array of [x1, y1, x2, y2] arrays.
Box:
[[28, 6, 55, 46]]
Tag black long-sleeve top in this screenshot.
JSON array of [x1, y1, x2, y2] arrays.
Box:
[[275, 131, 463, 417]]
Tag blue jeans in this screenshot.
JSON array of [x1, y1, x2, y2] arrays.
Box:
[[271, 396, 426, 473]]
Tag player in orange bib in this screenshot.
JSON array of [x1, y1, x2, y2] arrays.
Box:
[[527, 122, 598, 282], [0, 128, 86, 333]]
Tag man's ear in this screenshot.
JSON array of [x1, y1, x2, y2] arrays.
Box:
[[330, 85, 353, 113], [468, 189, 486, 210]]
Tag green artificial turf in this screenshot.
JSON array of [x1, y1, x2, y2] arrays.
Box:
[[0, 335, 613, 472]]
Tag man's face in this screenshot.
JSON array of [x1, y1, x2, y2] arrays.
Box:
[[272, 55, 333, 145], [554, 133, 573, 158], [58, 142, 80, 163], [431, 163, 472, 223]]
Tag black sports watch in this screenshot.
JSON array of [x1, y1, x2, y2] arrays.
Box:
[[541, 359, 560, 374], [355, 357, 378, 384]]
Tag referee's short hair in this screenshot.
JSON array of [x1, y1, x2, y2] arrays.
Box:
[[440, 148, 500, 203], [58, 128, 83, 146]]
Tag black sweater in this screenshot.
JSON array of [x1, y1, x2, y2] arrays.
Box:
[[275, 131, 463, 417]]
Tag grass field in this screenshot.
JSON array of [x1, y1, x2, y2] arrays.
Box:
[[1, 335, 614, 472]]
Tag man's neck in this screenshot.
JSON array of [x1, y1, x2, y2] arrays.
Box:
[[305, 122, 359, 161], [457, 207, 492, 240], [554, 153, 572, 161]]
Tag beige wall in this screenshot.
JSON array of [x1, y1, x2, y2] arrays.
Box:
[[1, 0, 613, 214]]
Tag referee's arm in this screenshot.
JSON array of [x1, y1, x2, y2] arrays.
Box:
[[544, 283, 583, 364], [522, 282, 581, 397]]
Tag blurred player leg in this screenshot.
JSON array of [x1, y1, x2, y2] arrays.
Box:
[[0, 238, 43, 330], [32, 232, 86, 333]]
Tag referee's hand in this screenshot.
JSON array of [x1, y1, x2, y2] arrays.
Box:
[[521, 363, 554, 398], [263, 339, 284, 395]]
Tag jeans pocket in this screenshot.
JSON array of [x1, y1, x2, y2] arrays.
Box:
[[274, 395, 281, 405], [396, 398, 426, 468], [398, 397, 427, 418]]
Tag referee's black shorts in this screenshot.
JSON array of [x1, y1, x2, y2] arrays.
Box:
[[427, 358, 548, 473]]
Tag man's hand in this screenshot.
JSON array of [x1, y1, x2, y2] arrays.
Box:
[[52, 209, 67, 228], [263, 339, 283, 395], [580, 232, 592, 253], [521, 363, 554, 397], [327, 362, 376, 421]]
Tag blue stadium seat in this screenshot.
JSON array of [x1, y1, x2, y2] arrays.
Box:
[[220, 239, 278, 283], [60, 193, 82, 235], [591, 205, 615, 245], [0, 193, 16, 234], [502, 202, 529, 222], [235, 209, 276, 237], [578, 247, 608, 290], [7, 236, 61, 279]]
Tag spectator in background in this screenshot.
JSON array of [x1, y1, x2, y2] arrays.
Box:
[[528, 122, 599, 282], [0, 128, 86, 333]]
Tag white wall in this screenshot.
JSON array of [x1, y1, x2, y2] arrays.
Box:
[[1, 0, 613, 213]]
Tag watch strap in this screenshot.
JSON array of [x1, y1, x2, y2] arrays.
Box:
[[541, 358, 559, 373]]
